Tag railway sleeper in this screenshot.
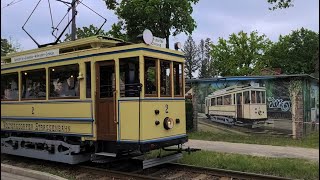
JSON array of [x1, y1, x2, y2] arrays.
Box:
[[1, 136, 91, 164]]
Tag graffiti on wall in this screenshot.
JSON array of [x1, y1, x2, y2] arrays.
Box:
[[267, 97, 291, 112]]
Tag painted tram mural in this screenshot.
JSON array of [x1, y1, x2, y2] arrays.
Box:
[[187, 75, 319, 134]]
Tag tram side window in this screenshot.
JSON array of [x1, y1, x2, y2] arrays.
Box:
[[262, 91, 266, 103], [85, 62, 91, 98], [251, 91, 256, 104], [1, 73, 18, 100], [257, 91, 262, 103], [144, 57, 157, 96], [22, 69, 46, 99], [173, 62, 183, 96], [217, 97, 223, 105], [120, 57, 140, 97], [160, 60, 171, 96], [211, 98, 216, 106], [244, 91, 250, 104], [224, 95, 231, 105], [49, 64, 80, 98]]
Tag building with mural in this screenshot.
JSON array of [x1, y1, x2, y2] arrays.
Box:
[[186, 74, 319, 139]]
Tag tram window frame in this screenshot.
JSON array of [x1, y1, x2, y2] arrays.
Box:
[[1, 72, 19, 101], [211, 98, 216, 106], [257, 91, 262, 104], [144, 57, 158, 97], [244, 91, 250, 104], [21, 69, 46, 100], [173, 62, 183, 97], [217, 97, 223, 105], [251, 91, 256, 104], [160, 60, 172, 97], [119, 57, 140, 97], [85, 62, 91, 98], [262, 91, 266, 103], [49, 64, 80, 99], [223, 95, 231, 105]]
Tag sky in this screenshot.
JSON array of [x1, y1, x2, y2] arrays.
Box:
[[1, 0, 319, 51]]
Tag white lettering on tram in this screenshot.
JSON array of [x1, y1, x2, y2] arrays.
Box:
[[11, 49, 59, 63]]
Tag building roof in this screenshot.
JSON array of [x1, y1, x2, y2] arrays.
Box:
[[186, 74, 319, 83]]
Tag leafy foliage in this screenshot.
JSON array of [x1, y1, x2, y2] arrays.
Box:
[[114, 0, 199, 48], [64, 24, 127, 41], [210, 31, 272, 76], [64, 24, 108, 41], [183, 36, 200, 79], [1, 38, 20, 57], [267, 0, 294, 10], [266, 28, 319, 75]]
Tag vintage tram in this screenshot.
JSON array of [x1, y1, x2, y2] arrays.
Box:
[[205, 85, 267, 126], [1, 35, 187, 168]]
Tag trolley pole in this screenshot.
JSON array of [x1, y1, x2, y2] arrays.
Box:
[[71, 0, 77, 41]]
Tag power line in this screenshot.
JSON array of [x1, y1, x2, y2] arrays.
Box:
[[1, 0, 24, 9]]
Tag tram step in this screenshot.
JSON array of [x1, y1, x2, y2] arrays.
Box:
[[95, 152, 117, 157]]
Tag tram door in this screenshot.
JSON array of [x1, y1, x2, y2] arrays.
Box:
[[236, 93, 243, 119], [96, 61, 117, 141]]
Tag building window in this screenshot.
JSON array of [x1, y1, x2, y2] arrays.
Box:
[[224, 95, 231, 105], [22, 69, 46, 99], [173, 62, 183, 96], [85, 62, 91, 98], [1, 73, 18, 100], [144, 57, 157, 96], [49, 64, 80, 98], [211, 98, 216, 106], [120, 57, 140, 97], [160, 60, 171, 96], [244, 91, 250, 104]]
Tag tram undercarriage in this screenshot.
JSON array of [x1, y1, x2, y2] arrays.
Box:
[[1, 133, 195, 169], [206, 115, 267, 128]]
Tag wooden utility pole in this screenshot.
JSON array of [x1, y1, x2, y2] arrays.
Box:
[[71, 0, 77, 41]]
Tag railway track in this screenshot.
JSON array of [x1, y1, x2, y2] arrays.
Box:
[[199, 118, 293, 137], [2, 154, 292, 180], [80, 162, 292, 180]]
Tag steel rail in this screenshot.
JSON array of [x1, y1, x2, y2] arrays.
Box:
[[167, 163, 292, 180], [78, 165, 162, 180]]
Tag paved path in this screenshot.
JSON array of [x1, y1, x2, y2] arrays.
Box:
[[1, 171, 39, 180], [184, 139, 319, 162]]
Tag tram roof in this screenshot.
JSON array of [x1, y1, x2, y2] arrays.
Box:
[[1, 36, 184, 65]]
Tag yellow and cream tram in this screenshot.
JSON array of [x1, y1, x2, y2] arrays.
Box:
[[205, 85, 267, 126], [1, 35, 187, 168]]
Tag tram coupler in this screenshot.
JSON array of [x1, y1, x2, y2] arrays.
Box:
[[162, 146, 201, 154]]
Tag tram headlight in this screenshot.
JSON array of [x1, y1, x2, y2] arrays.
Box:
[[163, 117, 174, 130]]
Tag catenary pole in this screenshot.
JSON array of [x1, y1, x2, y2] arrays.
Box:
[[71, 0, 77, 41]]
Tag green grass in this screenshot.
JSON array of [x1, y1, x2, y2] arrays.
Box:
[[178, 151, 319, 180], [188, 130, 319, 149]]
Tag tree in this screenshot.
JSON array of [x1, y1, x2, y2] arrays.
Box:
[[267, 0, 294, 10], [183, 36, 200, 79], [199, 38, 213, 78], [113, 0, 199, 48], [106, 21, 128, 41], [1, 38, 20, 57], [64, 24, 108, 41], [210, 31, 272, 76], [64, 24, 127, 41], [266, 28, 319, 75]]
